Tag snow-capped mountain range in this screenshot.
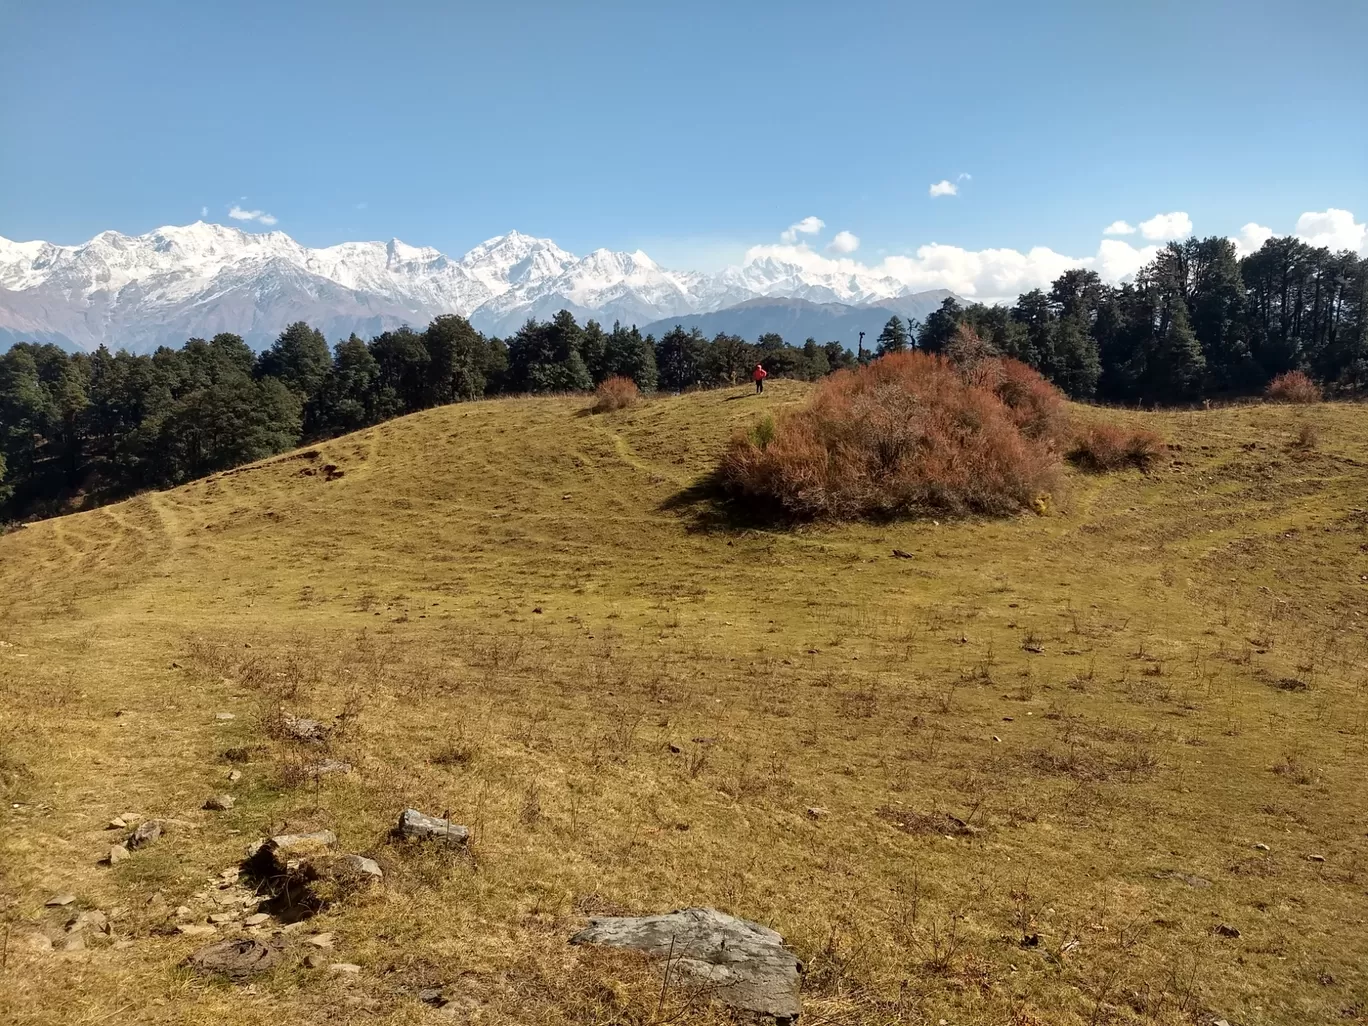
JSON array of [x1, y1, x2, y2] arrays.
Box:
[[0, 221, 953, 353]]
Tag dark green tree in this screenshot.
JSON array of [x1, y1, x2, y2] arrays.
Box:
[[255, 322, 330, 399], [917, 298, 964, 353], [875, 315, 910, 355]]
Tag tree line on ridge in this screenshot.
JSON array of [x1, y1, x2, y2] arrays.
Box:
[[1, 233, 1363, 523]]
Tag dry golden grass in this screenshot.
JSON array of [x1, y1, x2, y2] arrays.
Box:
[[1, 381, 1366, 1025]]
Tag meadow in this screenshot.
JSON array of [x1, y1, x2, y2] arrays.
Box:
[[1, 379, 1366, 1025]]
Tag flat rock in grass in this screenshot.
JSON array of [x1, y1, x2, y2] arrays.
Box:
[[282, 714, 329, 744], [45, 894, 77, 907], [177, 924, 218, 937], [204, 794, 235, 811], [311, 759, 353, 777], [128, 819, 163, 850], [340, 854, 383, 880], [394, 809, 468, 847], [569, 907, 801, 1021], [106, 844, 130, 865], [185, 937, 281, 981]]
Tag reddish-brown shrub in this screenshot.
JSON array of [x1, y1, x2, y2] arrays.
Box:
[[718, 351, 1064, 520], [592, 376, 640, 413], [1067, 422, 1165, 472], [1266, 370, 1321, 404]]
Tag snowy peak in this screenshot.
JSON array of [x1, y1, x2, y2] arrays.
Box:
[[0, 222, 956, 353]]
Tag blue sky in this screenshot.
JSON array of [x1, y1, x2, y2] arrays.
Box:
[[2, 0, 1365, 280]]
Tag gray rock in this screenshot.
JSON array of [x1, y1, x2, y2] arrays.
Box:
[[268, 830, 338, 852], [204, 794, 235, 811], [395, 809, 469, 847], [329, 962, 362, 974], [128, 819, 162, 849], [282, 714, 329, 743], [67, 910, 108, 934], [177, 924, 217, 937], [227, 769, 243, 782], [45, 894, 77, 907], [569, 907, 801, 1021], [185, 937, 280, 980], [340, 854, 383, 880], [107, 845, 130, 865], [311, 759, 353, 776], [244, 912, 271, 927]]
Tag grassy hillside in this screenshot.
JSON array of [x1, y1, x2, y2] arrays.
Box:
[[2, 380, 1366, 1026]]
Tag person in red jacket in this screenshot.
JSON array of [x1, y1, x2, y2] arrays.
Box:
[[753, 362, 768, 394]]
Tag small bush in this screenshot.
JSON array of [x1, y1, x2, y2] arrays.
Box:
[[1068, 423, 1165, 473], [1266, 370, 1321, 404], [592, 376, 640, 413], [718, 351, 1064, 520]]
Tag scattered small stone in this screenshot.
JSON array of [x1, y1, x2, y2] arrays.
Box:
[[207, 913, 235, 925], [417, 987, 446, 1006], [67, 910, 108, 934], [185, 937, 280, 980], [62, 934, 87, 952], [107, 845, 130, 865], [45, 894, 77, 907], [992, 735, 1002, 743], [227, 769, 243, 782], [1253, 843, 1271, 851], [204, 795, 235, 812], [305, 932, 335, 948], [107, 817, 127, 830], [330, 962, 362, 974], [805, 807, 827, 820], [668, 743, 682, 754], [1308, 854, 1326, 863], [310, 759, 353, 776], [175, 905, 193, 918], [244, 913, 270, 927], [570, 907, 801, 1020], [1214, 924, 1241, 938], [215, 712, 236, 721], [394, 808, 469, 847], [129, 819, 163, 850], [177, 924, 218, 937], [304, 953, 326, 969]]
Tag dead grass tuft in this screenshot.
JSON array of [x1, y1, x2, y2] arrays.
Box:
[[1068, 422, 1166, 472], [591, 375, 641, 413]]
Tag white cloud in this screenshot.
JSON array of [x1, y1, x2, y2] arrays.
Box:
[[957, 172, 972, 182], [200, 205, 209, 217], [1231, 222, 1274, 257], [735, 206, 1361, 305], [1138, 211, 1193, 241], [929, 180, 958, 198], [228, 205, 278, 226], [1295, 208, 1367, 254], [828, 230, 860, 254], [779, 216, 824, 243], [1103, 220, 1136, 236]]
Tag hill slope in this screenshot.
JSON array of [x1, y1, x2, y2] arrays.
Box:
[[2, 384, 1367, 1025]]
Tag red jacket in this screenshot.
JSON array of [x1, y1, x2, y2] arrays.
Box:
[[752, 366, 768, 381]]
